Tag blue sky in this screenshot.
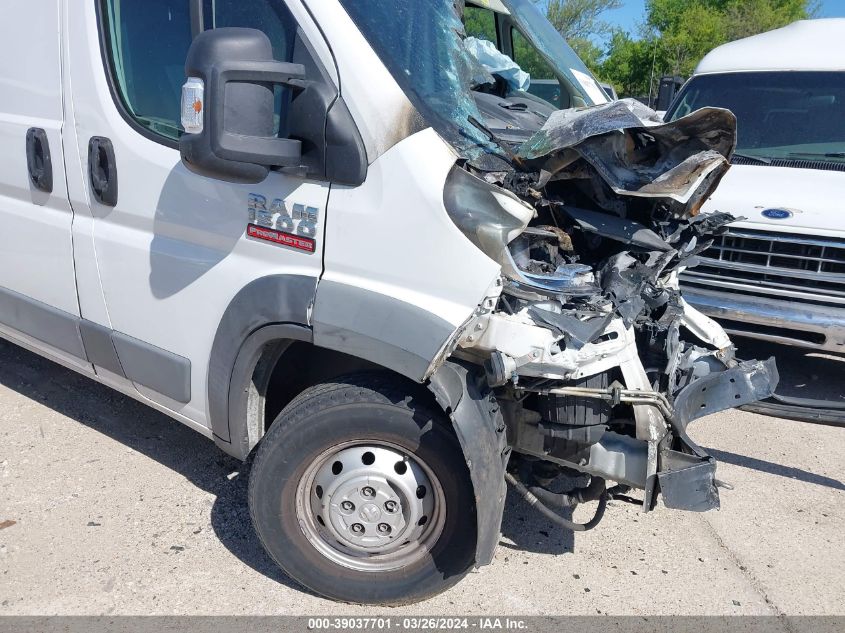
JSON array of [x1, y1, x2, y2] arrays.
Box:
[[604, 0, 845, 36]]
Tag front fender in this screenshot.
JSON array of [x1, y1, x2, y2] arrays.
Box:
[[427, 360, 509, 567]]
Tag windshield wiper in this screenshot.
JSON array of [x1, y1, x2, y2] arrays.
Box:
[[787, 151, 845, 158], [731, 152, 772, 165], [468, 115, 525, 168]]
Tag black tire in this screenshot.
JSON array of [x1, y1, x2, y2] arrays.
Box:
[[248, 372, 477, 605]]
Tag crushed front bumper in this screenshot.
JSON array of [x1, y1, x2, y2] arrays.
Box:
[[656, 357, 779, 511]]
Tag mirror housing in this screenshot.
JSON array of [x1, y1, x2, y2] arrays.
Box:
[[179, 28, 306, 184]]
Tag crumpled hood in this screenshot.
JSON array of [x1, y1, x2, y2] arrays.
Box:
[[515, 99, 736, 213]]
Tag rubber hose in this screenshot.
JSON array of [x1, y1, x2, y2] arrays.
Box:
[[505, 472, 607, 532], [528, 474, 605, 510]]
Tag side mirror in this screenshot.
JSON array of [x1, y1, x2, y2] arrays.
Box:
[[179, 28, 306, 184]]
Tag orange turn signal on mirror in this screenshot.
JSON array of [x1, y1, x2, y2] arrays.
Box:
[[180, 77, 204, 134]]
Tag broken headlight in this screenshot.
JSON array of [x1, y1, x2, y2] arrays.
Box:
[[443, 164, 533, 265], [443, 165, 596, 296]]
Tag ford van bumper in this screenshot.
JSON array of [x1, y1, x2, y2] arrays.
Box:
[[682, 285, 845, 353]]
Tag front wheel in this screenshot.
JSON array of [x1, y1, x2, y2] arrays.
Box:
[[248, 373, 477, 605]]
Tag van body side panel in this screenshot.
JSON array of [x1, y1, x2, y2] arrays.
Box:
[[313, 129, 501, 380], [0, 0, 88, 370], [61, 0, 114, 332]]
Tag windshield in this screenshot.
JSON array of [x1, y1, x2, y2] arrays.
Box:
[[669, 72, 845, 166], [336, 0, 604, 157]]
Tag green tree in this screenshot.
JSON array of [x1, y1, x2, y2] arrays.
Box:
[[599, 31, 659, 97], [534, 0, 623, 80], [602, 0, 818, 98], [721, 0, 818, 39], [657, 2, 727, 74], [569, 37, 605, 70], [541, 0, 624, 41], [463, 5, 497, 42]]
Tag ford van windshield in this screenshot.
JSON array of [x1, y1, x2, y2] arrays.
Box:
[[669, 71, 845, 168]]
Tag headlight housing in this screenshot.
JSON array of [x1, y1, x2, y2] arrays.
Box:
[[443, 165, 596, 297]]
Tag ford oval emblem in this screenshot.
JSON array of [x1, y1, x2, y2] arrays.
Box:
[[761, 208, 793, 220]]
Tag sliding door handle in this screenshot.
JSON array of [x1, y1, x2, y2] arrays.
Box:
[[88, 136, 118, 206], [26, 128, 53, 193]]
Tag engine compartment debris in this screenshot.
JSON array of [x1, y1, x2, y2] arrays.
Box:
[[444, 96, 779, 517], [353, 0, 780, 523]]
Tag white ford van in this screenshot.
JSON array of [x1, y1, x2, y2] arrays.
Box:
[[1, 0, 776, 604], [668, 20, 845, 358]]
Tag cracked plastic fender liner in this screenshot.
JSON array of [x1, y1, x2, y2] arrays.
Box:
[[427, 361, 508, 567]]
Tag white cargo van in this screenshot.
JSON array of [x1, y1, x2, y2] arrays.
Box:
[[1, 0, 776, 604], [668, 19, 845, 355]]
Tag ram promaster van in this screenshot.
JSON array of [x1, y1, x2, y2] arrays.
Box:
[[1, 0, 777, 604], [668, 20, 845, 362]]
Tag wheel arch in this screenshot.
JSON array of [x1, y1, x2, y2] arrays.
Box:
[[209, 277, 508, 567], [208, 274, 462, 456], [210, 321, 432, 461], [206, 274, 318, 454]]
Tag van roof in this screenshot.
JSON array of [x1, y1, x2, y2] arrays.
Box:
[[695, 18, 845, 75]]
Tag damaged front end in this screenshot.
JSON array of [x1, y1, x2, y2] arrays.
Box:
[[442, 99, 778, 517]]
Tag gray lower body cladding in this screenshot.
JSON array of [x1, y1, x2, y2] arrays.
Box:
[[0, 284, 191, 403], [312, 279, 457, 381]]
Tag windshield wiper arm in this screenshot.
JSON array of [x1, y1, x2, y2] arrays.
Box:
[[467, 115, 525, 168], [731, 152, 772, 165], [787, 151, 845, 158]]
